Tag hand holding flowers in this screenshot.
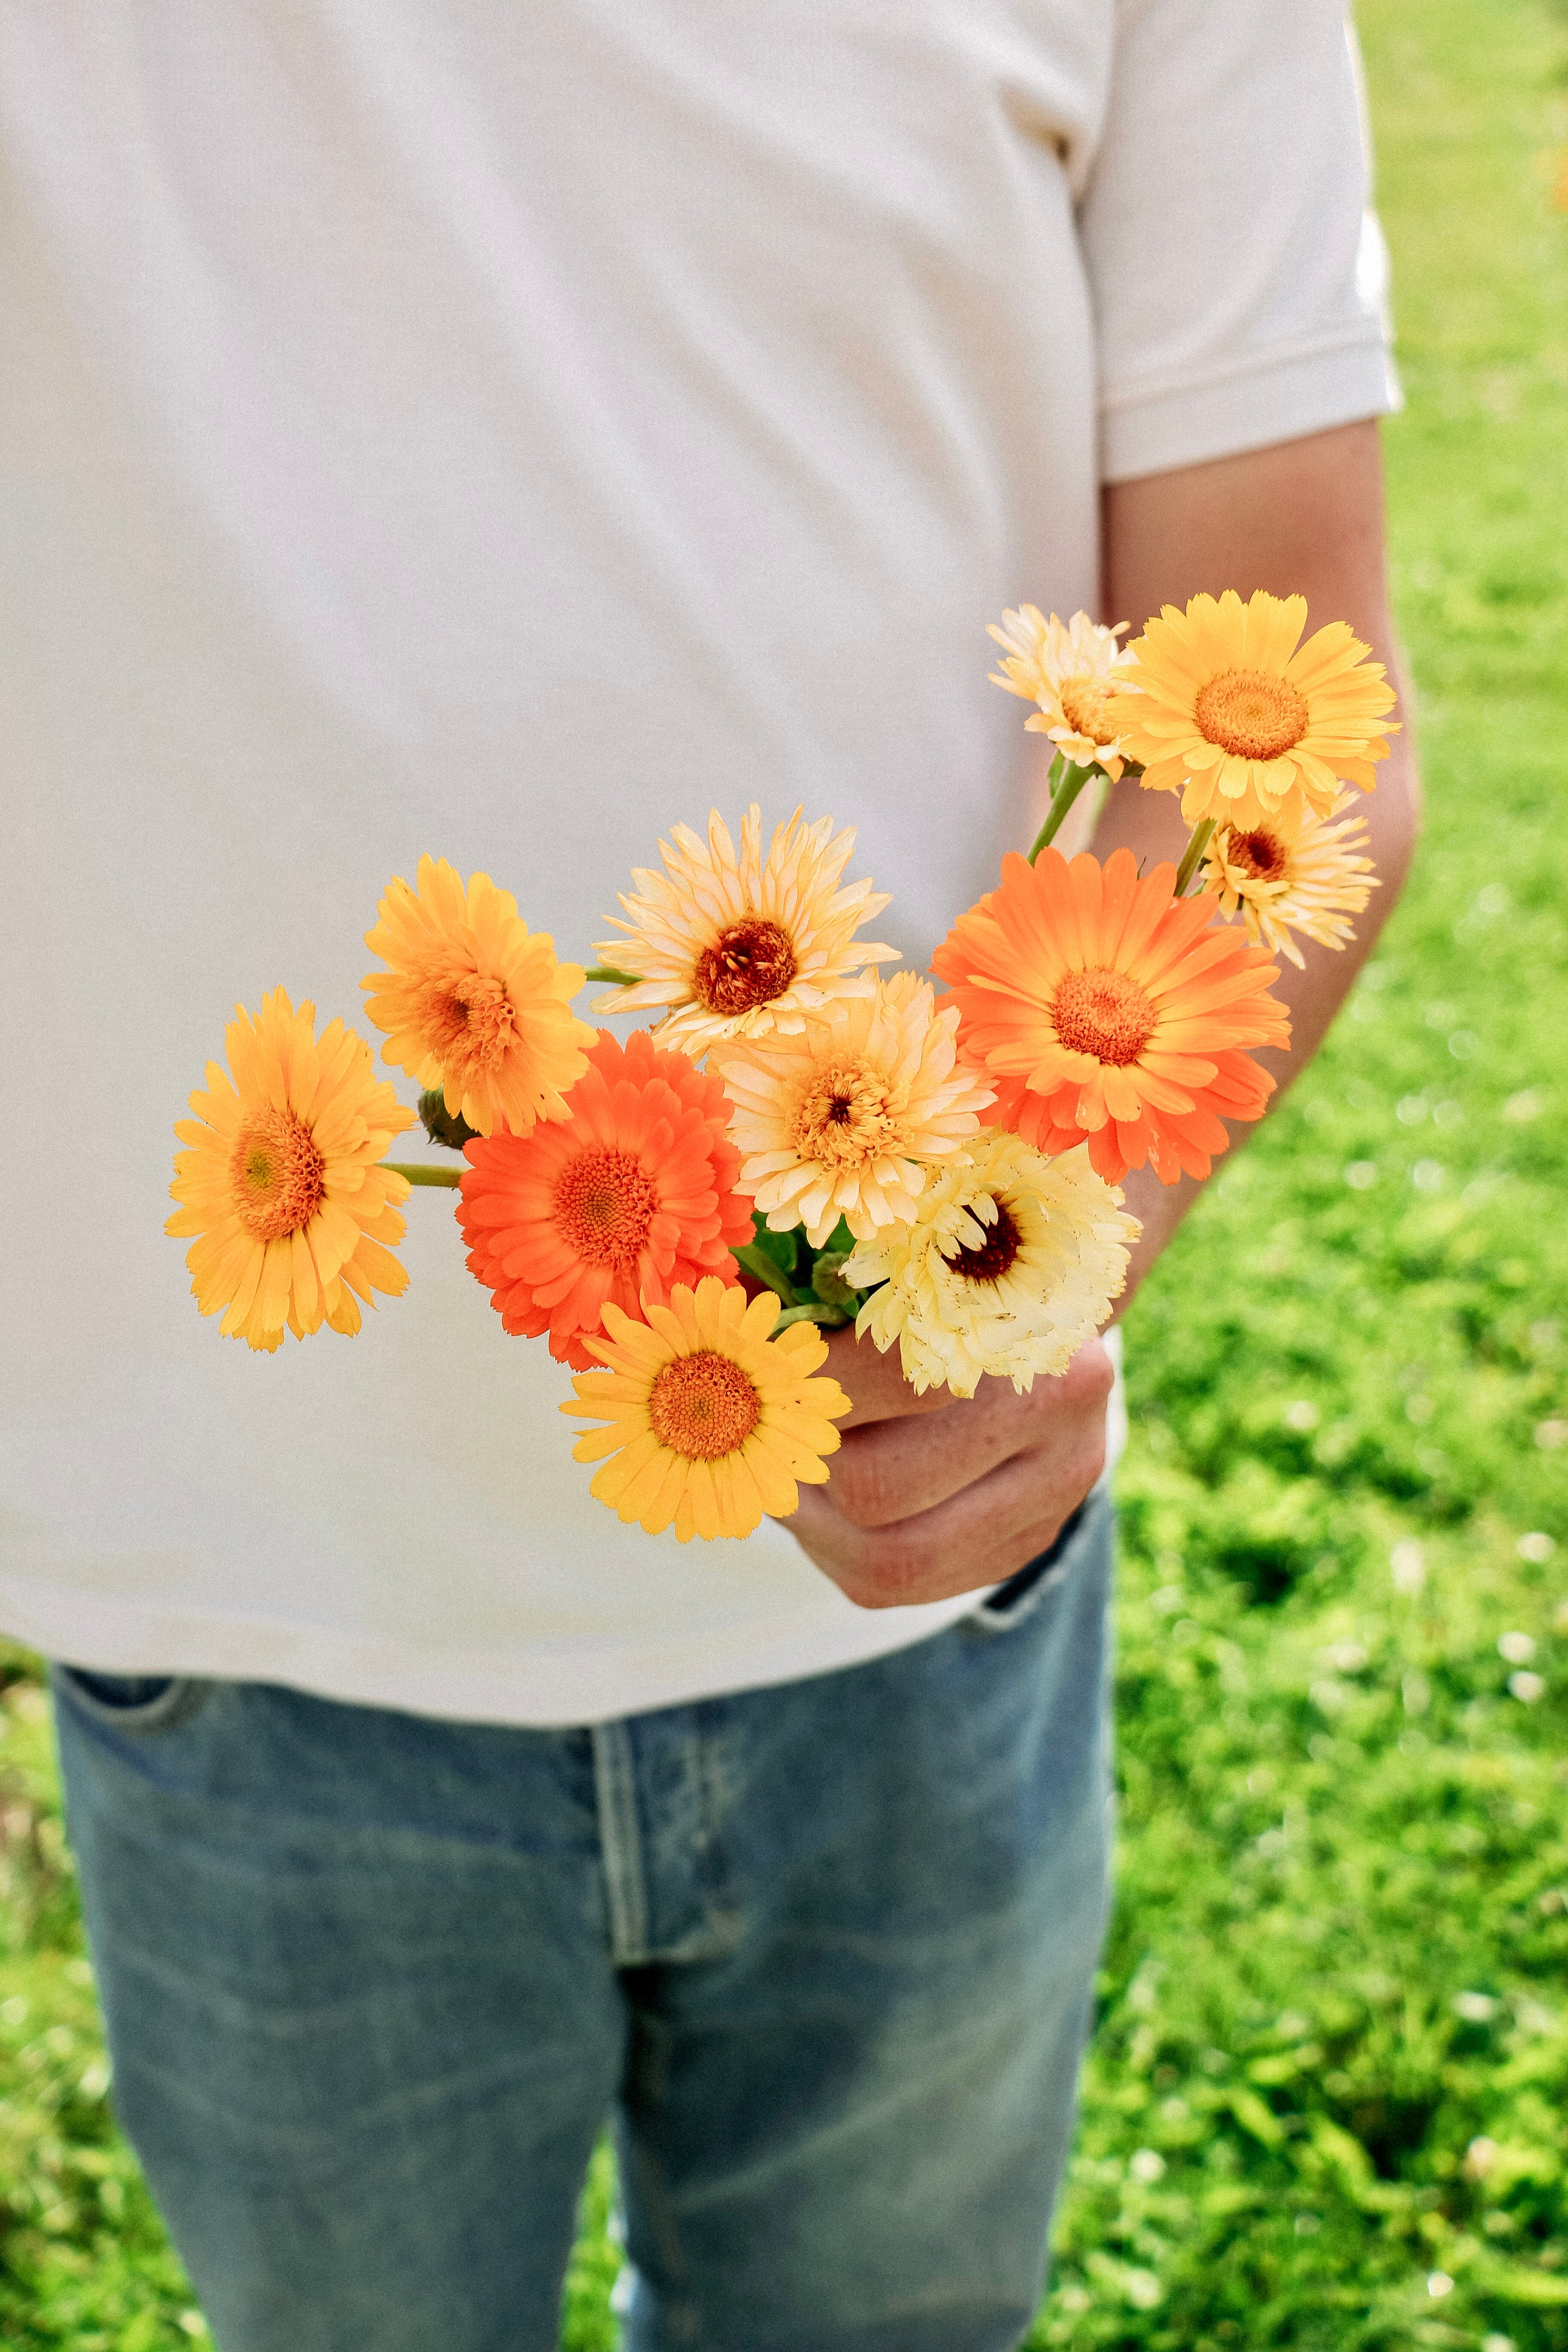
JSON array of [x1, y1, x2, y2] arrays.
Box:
[[166, 588, 1395, 1555]]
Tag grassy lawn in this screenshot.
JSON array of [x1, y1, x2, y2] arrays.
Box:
[[3, 0, 1565, 2344]]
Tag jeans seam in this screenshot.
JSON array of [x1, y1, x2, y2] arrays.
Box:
[[594, 1719, 649, 1966]]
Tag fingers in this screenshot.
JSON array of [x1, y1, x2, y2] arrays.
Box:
[[790, 1416, 1107, 1609], [784, 1338, 1114, 1609], [825, 1343, 1114, 1528], [818, 1323, 958, 1430]]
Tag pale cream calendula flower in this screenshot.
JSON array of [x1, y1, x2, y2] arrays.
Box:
[[842, 1133, 1138, 1397], [987, 606, 1133, 781], [1202, 792, 1380, 969], [591, 806, 897, 1055], [716, 974, 994, 1248]]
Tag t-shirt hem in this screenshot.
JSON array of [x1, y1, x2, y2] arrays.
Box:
[[1099, 326, 1402, 485], [0, 1571, 989, 1730]]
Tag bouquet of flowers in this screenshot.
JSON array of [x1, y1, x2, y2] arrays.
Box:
[[169, 591, 1396, 1542]]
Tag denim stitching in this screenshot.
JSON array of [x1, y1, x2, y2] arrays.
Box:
[[48, 1667, 213, 1733], [593, 1718, 649, 1965]]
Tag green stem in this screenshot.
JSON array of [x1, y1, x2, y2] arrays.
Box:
[[383, 1163, 464, 1188], [730, 1241, 799, 1307], [1027, 760, 1094, 862], [772, 1301, 851, 1329], [1173, 818, 1217, 898], [583, 965, 640, 987]]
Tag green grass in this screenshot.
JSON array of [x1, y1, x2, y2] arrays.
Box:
[[3, 0, 1566, 2343]]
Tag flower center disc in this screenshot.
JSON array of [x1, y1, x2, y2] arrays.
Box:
[[693, 918, 798, 1016], [1225, 827, 1289, 884], [1052, 968, 1157, 1067], [1057, 676, 1118, 746], [794, 1060, 896, 1165], [553, 1147, 658, 1271], [1194, 670, 1310, 763], [230, 1107, 327, 1242], [648, 1350, 762, 1460], [949, 1197, 1022, 1285], [420, 974, 516, 1075]]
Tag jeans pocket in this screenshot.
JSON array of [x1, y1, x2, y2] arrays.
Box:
[[969, 1489, 1105, 1637], [49, 1665, 213, 1733]]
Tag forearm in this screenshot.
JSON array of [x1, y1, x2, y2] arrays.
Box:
[[1094, 420, 1422, 1307]]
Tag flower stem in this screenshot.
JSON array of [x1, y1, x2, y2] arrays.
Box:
[[1173, 818, 1217, 898], [1027, 760, 1094, 862], [730, 1241, 799, 1307], [583, 965, 639, 986], [773, 1301, 851, 1329], [383, 1163, 464, 1188]]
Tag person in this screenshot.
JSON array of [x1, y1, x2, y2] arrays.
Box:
[[0, 4, 1418, 2346]]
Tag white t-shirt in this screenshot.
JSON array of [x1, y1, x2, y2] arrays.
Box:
[[0, 2, 1395, 1724]]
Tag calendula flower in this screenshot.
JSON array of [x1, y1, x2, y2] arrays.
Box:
[[931, 847, 1290, 1185], [457, 1028, 754, 1370], [843, 1134, 1138, 1398], [363, 856, 594, 1138], [561, 1277, 851, 1540], [987, 606, 1133, 781], [1203, 792, 1379, 968], [1106, 589, 1399, 832], [717, 973, 994, 1247], [591, 806, 897, 1054], [167, 989, 415, 1352]]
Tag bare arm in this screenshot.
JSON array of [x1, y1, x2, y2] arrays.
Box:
[[1099, 420, 1421, 1299], [790, 419, 1421, 1608]]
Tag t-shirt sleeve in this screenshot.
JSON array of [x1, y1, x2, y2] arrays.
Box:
[[1081, 0, 1400, 484]]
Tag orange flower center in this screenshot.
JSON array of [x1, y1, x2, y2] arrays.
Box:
[[1194, 670, 1310, 763], [949, 1197, 1022, 1284], [648, 1350, 762, 1460], [1225, 827, 1289, 884], [693, 918, 798, 1017], [1053, 968, 1157, 1067], [230, 1107, 327, 1242], [418, 972, 516, 1077], [1057, 676, 1118, 747], [552, 1147, 657, 1271], [794, 1059, 897, 1166]]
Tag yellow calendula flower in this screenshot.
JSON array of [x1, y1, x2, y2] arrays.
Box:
[[591, 805, 897, 1055], [1203, 792, 1380, 969], [167, 989, 415, 1352], [1107, 589, 1399, 833], [561, 1276, 851, 1540], [717, 973, 995, 1248], [363, 855, 594, 1138], [843, 1133, 1138, 1397], [987, 606, 1133, 781]]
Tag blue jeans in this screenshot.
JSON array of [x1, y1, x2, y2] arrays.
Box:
[[52, 1493, 1112, 2352]]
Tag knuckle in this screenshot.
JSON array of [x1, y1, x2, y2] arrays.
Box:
[[827, 1445, 899, 1531], [840, 1542, 921, 1610], [1066, 1338, 1115, 1404]]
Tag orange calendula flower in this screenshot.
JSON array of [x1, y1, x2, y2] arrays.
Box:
[[1203, 792, 1379, 969], [931, 847, 1291, 1186], [561, 1276, 851, 1541], [717, 973, 994, 1247], [167, 989, 415, 1352], [1106, 590, 1399, 833], [457, 1029, 755, 1370], [987, 606, 1133, 781], [591, 806, 897, 1054], [363, 855, 594, 1138]]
